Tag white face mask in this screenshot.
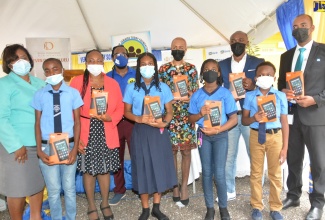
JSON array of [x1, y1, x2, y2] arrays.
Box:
[[11, 59, 31, 76], [45, 73, 64, 86], [87, 64, 103, 76], [256, 76, 274, 89]]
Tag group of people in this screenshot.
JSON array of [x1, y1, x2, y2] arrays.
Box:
[[0, 13, 324, 220]]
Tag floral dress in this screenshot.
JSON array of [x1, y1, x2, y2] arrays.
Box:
[[159, 62, 199, 151]]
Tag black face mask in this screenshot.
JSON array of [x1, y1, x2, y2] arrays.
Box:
[[203, 70, 218, 83], [231, 42, 246, 57], [171, 50, 185, 61], [292, 28, 309, 43]]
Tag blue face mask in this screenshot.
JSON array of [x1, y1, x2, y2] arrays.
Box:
[[12, 59, 31, 76], [140, 65, 155, 79], [114, 54, 128, 68]]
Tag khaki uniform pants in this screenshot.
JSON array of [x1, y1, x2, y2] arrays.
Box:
[[250, 129, 283, 211]]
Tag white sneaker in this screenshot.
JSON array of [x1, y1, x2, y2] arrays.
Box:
[[215, 192, 236, 203], [0, 198, 6, 211]]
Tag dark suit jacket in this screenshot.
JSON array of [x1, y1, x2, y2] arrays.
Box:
[[278, 42, 325, 126], [220, 54, 264, 108]]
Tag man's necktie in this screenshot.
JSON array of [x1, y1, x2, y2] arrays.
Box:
[[294, 48, 306, 71], [258, 122, 266, 144], [49, 91, 62, 133]]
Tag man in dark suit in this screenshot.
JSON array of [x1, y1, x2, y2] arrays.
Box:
[[278, 14, 325, 220], [219, 31, 264, 201]]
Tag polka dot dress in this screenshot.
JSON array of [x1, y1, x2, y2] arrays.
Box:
[[77, 87, 120, 176]]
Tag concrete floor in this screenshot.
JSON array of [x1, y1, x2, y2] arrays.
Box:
[[0, 175, 323, 220]]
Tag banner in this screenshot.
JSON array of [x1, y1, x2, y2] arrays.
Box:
[[160, 49, 204, 73], [26, 38, 71, 79], [111, 31, 151, 66], [78, 51, 112, 64], [205, 45, 232, 61]]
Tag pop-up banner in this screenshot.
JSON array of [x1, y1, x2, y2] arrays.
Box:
[[26, 38, 71, 79]]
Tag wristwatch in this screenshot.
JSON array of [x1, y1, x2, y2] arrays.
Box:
[[162, 120, 170, 127]]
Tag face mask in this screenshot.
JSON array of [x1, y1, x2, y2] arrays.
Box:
[[203, 70, 218, 83], [256, 76, 274, 89], [140, 65, 155, 79], [45, 73, 64, 86], [11, 59, 31, 76], [292, 28, 309, 43], [231, 42, 246, 57], [171, 50, 185, 61], [114, 54, 128, 68], [87, 64, 103, 76]]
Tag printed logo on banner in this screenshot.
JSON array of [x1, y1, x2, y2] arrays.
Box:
[[314, 1, 325, 12], [111, 32, 151, 66], [44, 42, 54, 50], [120, 36, 149, 58]]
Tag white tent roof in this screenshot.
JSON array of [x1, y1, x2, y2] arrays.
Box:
[[0, 0, 284, 53]]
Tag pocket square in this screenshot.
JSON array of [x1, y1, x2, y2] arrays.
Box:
[[247, 69, 255, 72], [317, 58, 321, 62]]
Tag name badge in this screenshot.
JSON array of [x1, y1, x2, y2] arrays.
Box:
[[288, 114, 294, 125]]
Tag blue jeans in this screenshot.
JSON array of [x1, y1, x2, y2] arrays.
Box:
[[226, 114, 250, 193], [199, 131, 228, 208], [39, 143, 77, 220]]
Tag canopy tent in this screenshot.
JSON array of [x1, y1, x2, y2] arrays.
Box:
[[0, 0, 284, 53]]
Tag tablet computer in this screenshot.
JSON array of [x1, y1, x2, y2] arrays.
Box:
[[95, 96, 107, 115], [53, 139, 69, 162], [149, 101, 162, 119], [209, 106, 221, 127]]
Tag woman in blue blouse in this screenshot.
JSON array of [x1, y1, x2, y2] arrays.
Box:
[[0, 44, 45, 220], [188, 59, 237, 220], [123, 53, 177, 220]]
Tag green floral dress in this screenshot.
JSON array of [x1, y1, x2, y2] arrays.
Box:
[[159, 62, 199, 151]]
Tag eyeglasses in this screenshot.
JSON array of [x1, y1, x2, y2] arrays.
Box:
[[113, 53, 127, 57]]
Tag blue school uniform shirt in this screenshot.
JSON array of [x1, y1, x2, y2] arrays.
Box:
[[30, 82, 84, 140], [107, 67, 136, 96], [188, 86, 237, 128], [243, 87, 288, 129], [123, 81, 173, 116]]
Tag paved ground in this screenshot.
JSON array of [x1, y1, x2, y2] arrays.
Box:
[[0, 150, 322, 220], [0, 175, 323, 220]]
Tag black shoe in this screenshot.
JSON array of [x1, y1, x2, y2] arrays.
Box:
[[152, 203, 169, 220], [282, 197, 300, 210], [100, 203, 114, 220], [205, 207, 215, 220], [172, 196, 180, 202], [138, 208, 150, 220], [219, 207, 230, 220], [305, 207, 323, 220], [179, 198, 189, 206]]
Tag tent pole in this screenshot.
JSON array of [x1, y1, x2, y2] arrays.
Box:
[[76, 0, 100, 50], [180, 0, 229, 43]]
